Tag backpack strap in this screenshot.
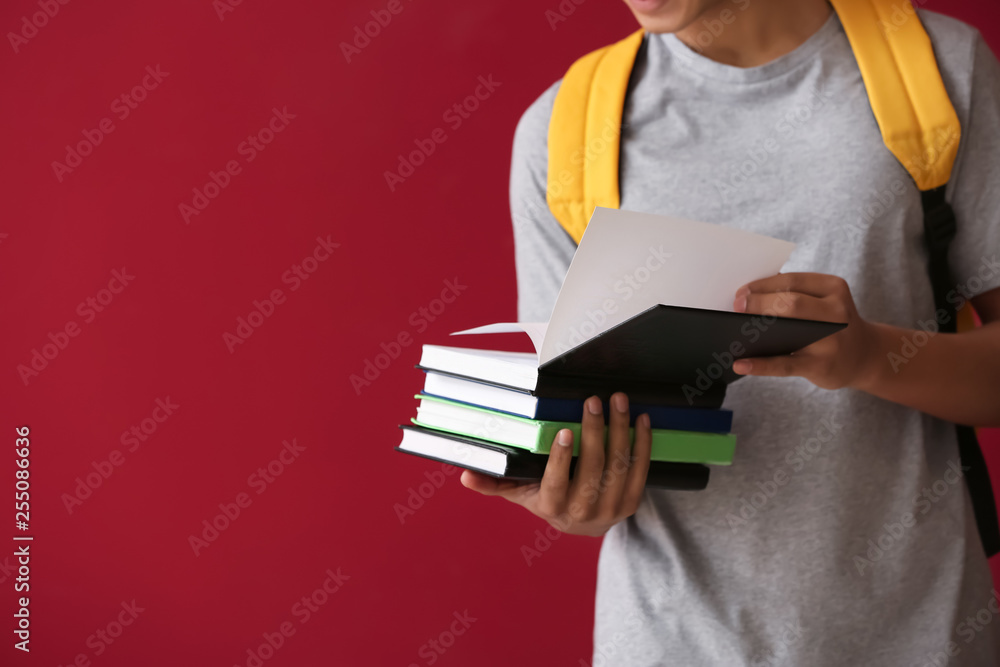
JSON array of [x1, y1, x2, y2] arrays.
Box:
[[921, 184, 1000, 558], [546, 0, 961, 235], [546, 29, 643, 244], [835, 0, 999, 557], [545, 1, 999, 556], [831, 0, 959, 189]]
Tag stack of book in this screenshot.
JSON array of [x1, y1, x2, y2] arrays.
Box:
[[393, 208, 845, 491], [397, 339, 739, 489]]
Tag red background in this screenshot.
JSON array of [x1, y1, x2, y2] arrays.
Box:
[[1, 1, 998, 665]]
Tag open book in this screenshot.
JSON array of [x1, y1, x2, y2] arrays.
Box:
[[420, 208, 845, 408]]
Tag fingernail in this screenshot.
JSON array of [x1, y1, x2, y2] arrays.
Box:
[[734, 296, 747, 313], [613, 393, 628, 413], [735, 285, 750, 299], [638, 413, 649, 428], [587, 397, 602, 415], [557, 429, 573, 447], [733, 360, 751, 374]]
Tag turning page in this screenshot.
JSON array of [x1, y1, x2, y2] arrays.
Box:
[[453, 207, 795, 364]]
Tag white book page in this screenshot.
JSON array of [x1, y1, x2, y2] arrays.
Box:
[[539, 208, 795, 363], [449, 208, 794, 365], [450, 322, 548, 359]]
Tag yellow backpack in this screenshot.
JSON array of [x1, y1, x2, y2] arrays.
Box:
[[544, 0, 998, 556]]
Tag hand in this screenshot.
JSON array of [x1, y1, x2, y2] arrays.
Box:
[[732, 272, 881, 390], [459, 393, 652, 537]]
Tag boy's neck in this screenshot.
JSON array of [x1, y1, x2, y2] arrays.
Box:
[[675, 0, 833, 68]]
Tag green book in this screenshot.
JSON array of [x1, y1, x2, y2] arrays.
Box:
[[411, 394, 735, 465]]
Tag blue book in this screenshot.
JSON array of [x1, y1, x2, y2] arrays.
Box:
[[420, 371, 732, 433]]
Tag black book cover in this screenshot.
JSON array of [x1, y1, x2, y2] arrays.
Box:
[[536, 304, 845, 404], [396, 425, 710, 491]]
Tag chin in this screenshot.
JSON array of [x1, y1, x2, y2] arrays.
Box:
[[623, 0, 705, 34]]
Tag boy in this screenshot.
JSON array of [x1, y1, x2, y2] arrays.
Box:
[[461, 0, 1000, 664]]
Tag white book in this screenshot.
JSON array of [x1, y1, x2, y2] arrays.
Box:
[[397, 426, 507, 475], [422, 370, 542, 417], [417, 346, 538, 391]]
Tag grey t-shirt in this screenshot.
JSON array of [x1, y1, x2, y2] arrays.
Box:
[[510, 9, 1000, 666]]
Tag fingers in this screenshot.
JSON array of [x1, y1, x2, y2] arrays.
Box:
[[462, 394, 651, 535], [569, 396, 607, 498], [622, 413, 652, 508], [569, 393, 648, 527], [537, 428, 574, 515], [739, 272, 850, 299], [597, 392, 633, 513], [736, 291, 846, 323]]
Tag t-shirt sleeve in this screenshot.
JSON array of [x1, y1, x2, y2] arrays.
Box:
[[944, 30, 1000, 296], [509, 80, 578, 323]]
